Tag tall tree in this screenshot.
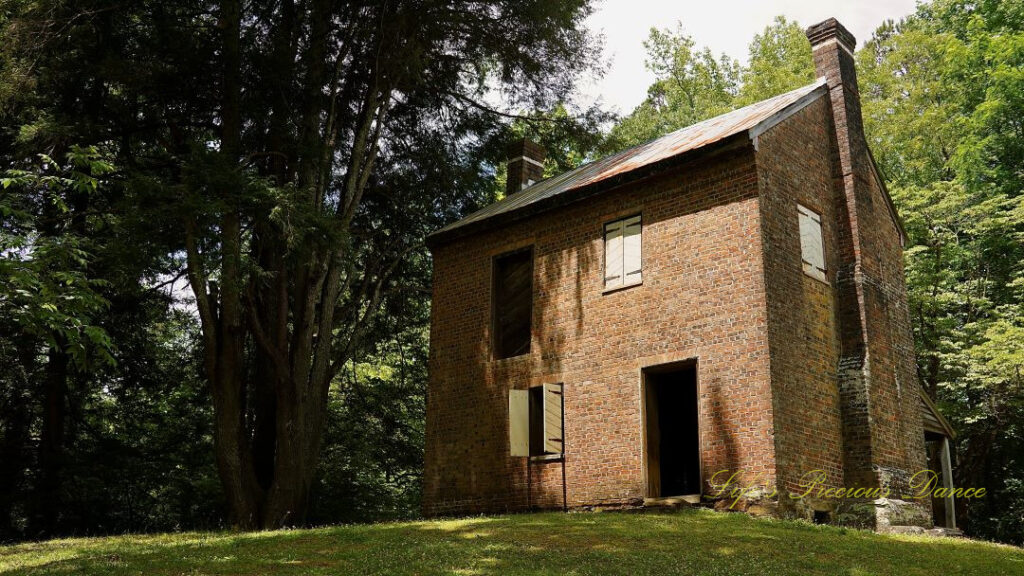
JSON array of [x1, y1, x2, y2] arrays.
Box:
[[735, 16, 814, 106], [859, 0, 1024, 543], [603, 24, 739, 152], [2, 0, 601, 533]]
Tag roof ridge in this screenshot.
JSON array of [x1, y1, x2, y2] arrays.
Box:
[[528, 77, 829, 195], [429, 78, 829, 244]]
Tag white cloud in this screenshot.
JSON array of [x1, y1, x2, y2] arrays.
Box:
[[578, 0, 919, 113]]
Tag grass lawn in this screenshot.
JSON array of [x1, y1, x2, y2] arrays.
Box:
[[1, 508, 1021, 575]]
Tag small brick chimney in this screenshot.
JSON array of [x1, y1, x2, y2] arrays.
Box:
[[505, 139, 546, 196]]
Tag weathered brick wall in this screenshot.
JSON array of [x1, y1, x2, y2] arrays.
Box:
[[857, 165, 929, 497], [754, 96, 847, 508], [426, 20, 929, 520], [424, 146, 779, 515]]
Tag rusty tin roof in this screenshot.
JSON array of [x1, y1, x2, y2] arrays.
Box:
[[429, 78, 828, 245]]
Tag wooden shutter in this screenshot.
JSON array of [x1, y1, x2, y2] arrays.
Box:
[[542, 383, 563, 454], [509, 389, 529, 457], [493, 249, 533, 358], [623, 215, 642, 284], [604, 220, 623, 287], [798, 205, 825, 280]]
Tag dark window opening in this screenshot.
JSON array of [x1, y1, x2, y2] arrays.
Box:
[[813, 510, 830, 524], [493, 248, 533, 359], [645, 363, 701, 497], [529, 386, 545, 456]]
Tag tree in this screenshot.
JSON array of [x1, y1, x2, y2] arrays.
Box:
[[3, 0, 600, 530], [603, 25, 739, 152], [603, 16, 815, 154], [735, 16, 814, 106], [858, 0, 1024, 543], [0, 147, 116, 537]]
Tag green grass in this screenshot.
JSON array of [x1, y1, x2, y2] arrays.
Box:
[[1, 509, 1021, 575]]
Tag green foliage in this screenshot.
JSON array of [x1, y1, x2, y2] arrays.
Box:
[[859, 0, 1024, 544], [602, 24, 739, 153], [735, 16, 815, 107], [311, 332, 426, 524], [604, 16, 815, 153], [0, 146, 115, 370]]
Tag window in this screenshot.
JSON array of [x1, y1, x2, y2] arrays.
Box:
[[604, 215, 642, 289], [492, 248, 533, 359], [798, 204, 826, 282], [509, 383, 563, 457]]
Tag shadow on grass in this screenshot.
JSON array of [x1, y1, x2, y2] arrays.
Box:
[[1, 509, 1022, 576]]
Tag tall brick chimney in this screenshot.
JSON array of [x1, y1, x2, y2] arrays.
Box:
[[806, 19, 868, 198], [505, 139, 546, 196], [808, 17, 928, 517]]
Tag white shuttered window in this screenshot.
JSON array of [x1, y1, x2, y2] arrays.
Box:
[[604, 215, 642, 289], [798, 204, 826, 282]]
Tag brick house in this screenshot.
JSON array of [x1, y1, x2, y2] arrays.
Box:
[[423, 18, 956, 529]]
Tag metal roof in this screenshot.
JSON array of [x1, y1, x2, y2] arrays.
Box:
[[429, 78, 828, 244]]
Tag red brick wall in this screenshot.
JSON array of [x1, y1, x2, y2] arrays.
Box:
[[754, 96, 847, 505], [856, 161, 929, 497], [424, 147, 778, 515], [426, 69, 927, 520]]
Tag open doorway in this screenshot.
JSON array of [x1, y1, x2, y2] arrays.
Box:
[[644, 362, 701, 498], [925, 431, 956, 529]]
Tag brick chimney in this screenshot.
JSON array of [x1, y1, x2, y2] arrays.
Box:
[[505, 139, 546, 196], [806, 18, 868, 196], [808, 18, 927, 511]]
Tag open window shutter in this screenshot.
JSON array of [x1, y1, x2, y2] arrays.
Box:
[[542, 383, 563, 454], [604, 220, 623, 286], [509, 389, 529, 457], [623, 215, 642, 283]]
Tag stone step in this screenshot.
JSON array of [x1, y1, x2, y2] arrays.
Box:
[[644, 495, 701, 508]]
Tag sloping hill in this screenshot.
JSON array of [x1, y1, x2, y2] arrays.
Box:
[[1, 508, 1021, 575]]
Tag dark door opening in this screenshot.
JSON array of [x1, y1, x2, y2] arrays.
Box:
[[645, 364, 701, 497]]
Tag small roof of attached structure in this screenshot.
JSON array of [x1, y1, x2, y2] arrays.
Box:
[[429, 78, 829, 245], [921, 390, 956, 439]]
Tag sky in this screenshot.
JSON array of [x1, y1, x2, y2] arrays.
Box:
[[579, 0, 921, 114]]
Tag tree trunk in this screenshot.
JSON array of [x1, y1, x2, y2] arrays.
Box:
[[185, 0, 391, 531], [32, 345, 68, 537]]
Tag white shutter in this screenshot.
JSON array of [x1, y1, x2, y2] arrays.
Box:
[[604, 220, 624, 287], [798, 204, 826, 280], [542, 383, 563, 454], [509, 389, 529, 457], [623, 215, 642, 284]]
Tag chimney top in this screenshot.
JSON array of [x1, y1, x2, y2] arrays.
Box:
[[505, 138, 546, 196], [806, 18, 856, 53]]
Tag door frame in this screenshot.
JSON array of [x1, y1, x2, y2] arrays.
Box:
[[640, 358, 702, 499]]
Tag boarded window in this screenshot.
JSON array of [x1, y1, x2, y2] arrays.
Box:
[[493, 248, 533, 359], [798, 204, 826, 282], [605, 215, 642, 289], [509, 384, 563, 457]]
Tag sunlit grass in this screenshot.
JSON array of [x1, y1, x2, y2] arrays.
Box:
[[1, 508, 1021, 575]]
